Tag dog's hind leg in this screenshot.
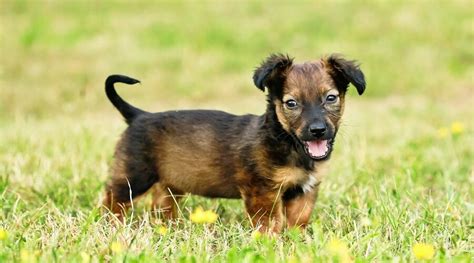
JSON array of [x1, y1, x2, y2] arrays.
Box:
[[103, 184, 131, 222], [102, 144, 159, 222], [151, 184, 182, 220]]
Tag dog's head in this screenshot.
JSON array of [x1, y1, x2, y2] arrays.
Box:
[[253, 53, 366, 160]]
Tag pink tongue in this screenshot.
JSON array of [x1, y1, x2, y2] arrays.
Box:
[[306, 140, 328, 157]]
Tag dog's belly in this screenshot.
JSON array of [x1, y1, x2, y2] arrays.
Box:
[[156, 140, 241, 199], [159, 164, 241, 198]]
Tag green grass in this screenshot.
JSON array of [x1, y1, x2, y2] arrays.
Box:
[[0, 1, 473, 262]]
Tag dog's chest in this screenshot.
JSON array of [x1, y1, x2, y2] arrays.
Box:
[[300, 175, 318, 193], [273, 161, 328, 193]]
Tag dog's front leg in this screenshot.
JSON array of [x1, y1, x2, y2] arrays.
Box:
[[242, 189, 284, 233], [284, 185, 319, 228]]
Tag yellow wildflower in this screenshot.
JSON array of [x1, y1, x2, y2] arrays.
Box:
[[189, 207, 218, 224], [80, 252, 90, 263], [412, 243, 435, 260], [287, 255, 299, 263], [437, 127, 449, 138], [450, 122, 465, 135], [157, 226, 167, 235], [325, 238, 353, 263], [20, 249, 35, 263], [110, 241, 123, 253], [0, 228, 7, 241], [251, 230, 262, 240]]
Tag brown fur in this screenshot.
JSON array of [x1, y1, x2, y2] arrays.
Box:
[[284, 185, 320, 227], [102, 54, 366, 232]]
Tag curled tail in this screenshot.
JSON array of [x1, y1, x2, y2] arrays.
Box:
[[105, 74, 147, 124]]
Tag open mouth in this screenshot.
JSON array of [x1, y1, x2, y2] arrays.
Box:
[[303, 139, 332, 160]]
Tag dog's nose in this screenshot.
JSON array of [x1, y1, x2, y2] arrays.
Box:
[[309, 122, 326, 138]]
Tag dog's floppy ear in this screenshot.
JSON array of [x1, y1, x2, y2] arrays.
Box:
[[325, 54, 366, 95], [253, 53, 293, 92]]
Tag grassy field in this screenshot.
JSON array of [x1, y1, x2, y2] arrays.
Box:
[[1, 1, 473, 262]]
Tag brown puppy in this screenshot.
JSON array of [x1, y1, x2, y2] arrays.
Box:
[[102, 54, 366, 233]]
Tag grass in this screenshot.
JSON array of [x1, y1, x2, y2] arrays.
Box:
[[0, 1, 473, 262]]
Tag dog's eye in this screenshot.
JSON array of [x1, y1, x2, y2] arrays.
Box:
[[326, 95, 338, 103], [285, 99, 298, 109]]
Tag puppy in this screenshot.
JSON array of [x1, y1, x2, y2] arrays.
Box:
[[102, 53, 366, 233]]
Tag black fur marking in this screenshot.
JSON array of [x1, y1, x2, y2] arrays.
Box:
[[282, 186, 304, 201], [261, 101, 295, 166], [327, 54, 366, 95], [240, 144, 262, 178], [105, 74, 148, 124], [121, 122, 159, 199], [262, 100, 315, 170], [253, 53, 293, 94]]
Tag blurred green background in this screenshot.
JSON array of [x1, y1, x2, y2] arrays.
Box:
[[1, 0, 472, 121], [0, 1, 473, 261]]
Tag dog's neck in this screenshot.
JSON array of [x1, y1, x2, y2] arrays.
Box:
[[259, 100, 315, 171]]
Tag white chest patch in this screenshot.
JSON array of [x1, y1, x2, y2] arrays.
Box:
[[273, 162, 328, 194], [301, 174, 318, 193]]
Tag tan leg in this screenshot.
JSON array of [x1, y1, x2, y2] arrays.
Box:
[[242, 189, 284, 233], [151, 184, 182, 220], [102, 188, 131, 223], [284, 185, 319, 228], [102, 155, 132, 222]]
